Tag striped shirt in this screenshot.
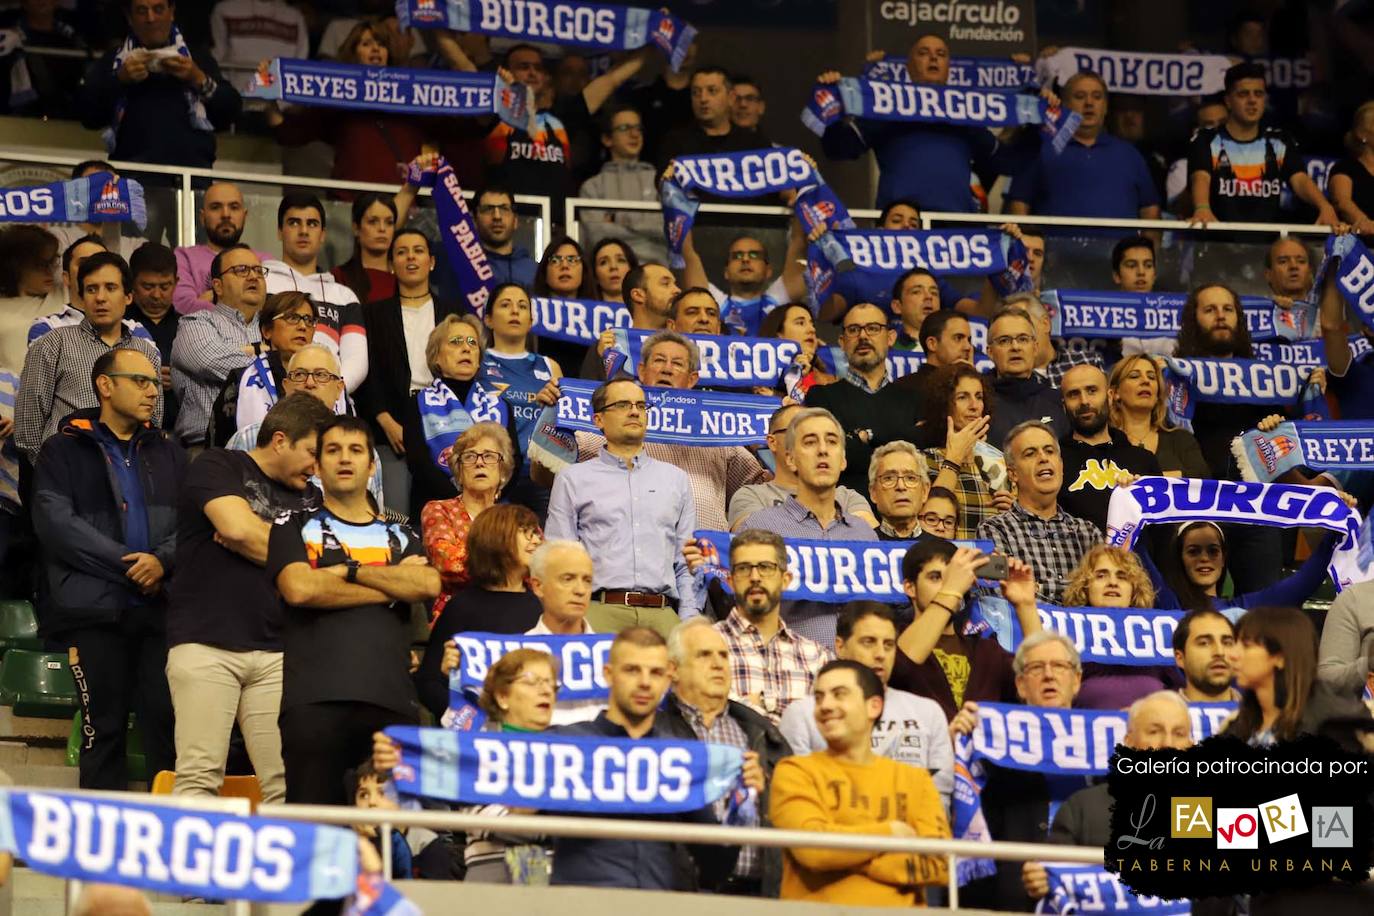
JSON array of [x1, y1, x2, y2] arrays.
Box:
[[670, 693, 760, 878], [975, 501, 1101, 604], [14, 319, 162, 464], [0, 372, 19, 511], [170, 302, 261, 445], [716, 608, 831, 724]]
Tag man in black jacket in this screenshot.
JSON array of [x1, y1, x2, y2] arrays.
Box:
[[32, 347, 185, 790], [985, 306, 1068, 449], [662, 617, 790, 896]]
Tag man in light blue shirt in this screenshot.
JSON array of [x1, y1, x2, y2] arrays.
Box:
[[545, 378, 697, 637]]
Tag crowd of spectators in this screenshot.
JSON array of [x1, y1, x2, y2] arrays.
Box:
[[1, 3, 1374, 910]]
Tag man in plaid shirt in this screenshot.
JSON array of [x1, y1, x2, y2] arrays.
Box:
[[976, 420, 1101, 604], [715, 529, 832, 724]]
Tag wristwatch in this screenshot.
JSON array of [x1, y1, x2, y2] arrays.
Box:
[[344, 560, 360, 583]]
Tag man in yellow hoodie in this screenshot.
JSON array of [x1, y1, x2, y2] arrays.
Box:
[[769, 659, 951, 906]]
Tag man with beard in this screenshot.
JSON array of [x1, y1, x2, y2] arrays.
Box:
[[579, 263, 681, 380], [173, 182, 268, 314], [806, 302, 921, 495], [1172, 609, 1240, 703], [1057, 365, 1159, 532]]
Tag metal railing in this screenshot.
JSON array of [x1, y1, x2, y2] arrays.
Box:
[[257, 802, 1104, 909]]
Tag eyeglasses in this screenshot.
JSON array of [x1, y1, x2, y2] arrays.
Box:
[[735, 93, 762, 104], [477, 203, 513, 215], [1022, 660, 1077, 678], [842, 322, 888, 338], [548, 254, 582, 266], [285, 369, 342, 384], [600, 399, 648, 413], [991, 334, 1035, 348], [729, 250, 765, 261], [273, 312, 315, 327], [221, 264, 268, 278], [105, 372, 159, 391], [611, 123, 643, 134], [876, 472, 922, 489], [919, 512, 957, 531], [448, 336, 480, 348], [512, 672, 558, 691], [459, 450, 505, 467], [731, 561, 782, 578], [1184, 544, 1224, 558]]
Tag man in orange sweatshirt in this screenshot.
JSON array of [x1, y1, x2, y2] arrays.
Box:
[[769, 659, 951, 906]]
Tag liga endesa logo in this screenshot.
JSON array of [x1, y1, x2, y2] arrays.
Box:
[[1106, 736, 1374, 898]]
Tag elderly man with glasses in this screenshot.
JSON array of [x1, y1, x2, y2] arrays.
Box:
[[868, 441, 931, 541], [171, 243, 267, 452]]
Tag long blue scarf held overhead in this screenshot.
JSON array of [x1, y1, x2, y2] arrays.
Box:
[[384, 726, 743, 815], [1038, 47, 1232, 97], [608, 328, 802, 389], [554, 378, 777, 447], [660, 147, 852, 270], [1160, 357, 1313, 433], [530, 296, 630, 345], [0, 788, 356, 902], [818, 345, 997, 381], [417, 377, 508, 472], [1235, 420, 1374, 485], [396, 0, 697, 72], [1105, 476, 1373, 590], [863, 55, 1037, 89], [1317, 232, 1374, 334], [0, 171, 147, 229], [246, 58, 533, 133], [1039, 864, 1190, 915], [1040, 290, 1302, 342], [802, 78, 1081, 153], [406, 157, 497, 317], [808, 228, 1028, 307]]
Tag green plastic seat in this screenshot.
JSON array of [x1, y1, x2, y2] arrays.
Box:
[[0, 600, 42, 656], [65, 713, 148, 781], [0, 651, 77, 718]]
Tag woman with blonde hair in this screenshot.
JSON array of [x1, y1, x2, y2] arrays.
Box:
[[1330, 101, 1374, 240], [1107, 354, 1210, 478]]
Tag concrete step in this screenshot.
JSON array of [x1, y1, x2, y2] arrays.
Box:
[[0, 708, 71, 742], [0, 740, 66, 768], [4, 762, 78, 789]]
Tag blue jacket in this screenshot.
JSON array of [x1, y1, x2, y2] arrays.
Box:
[[32, 409, 186, 634]]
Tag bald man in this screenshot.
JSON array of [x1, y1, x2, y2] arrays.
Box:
[[1057, 364, 1159, 531]]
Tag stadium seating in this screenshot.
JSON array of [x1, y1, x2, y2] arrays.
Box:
[[0, 650, 78, 718]]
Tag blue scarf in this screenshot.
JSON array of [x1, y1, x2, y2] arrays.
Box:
[[552, 378, 777, 447], [417, 378, 508, 472], [344, 873, 421, 916], [801, 78, 1080, 153], [409, 157, 497, 317], [1250, 335, 1372, 366], [1040, 290, 1298, 341], [817, 346, 996, 381], [808, 228, 1028, 308], [107, 25, 210, 153], [1316, 233, 1374, 334], [1235, 420, 1374, 484], [1038, 47, 1232, 96], [246, 58, 533, 134], [1105, 476, 1372, 590], [530, 296, 630, 344], [1160, 357, 1313, 432], [694, 530, 994, 603], [0, 788, 356, 901], [443, 631, 612, 730], [383, 726, 743, 814], [863, 55, 1037, 89], [396, 0, 696, 72], [660, 148, 851, 270], [608, 328, 802, 389], [1040, 864, 1190, 915], [0, 171, 147, 229]]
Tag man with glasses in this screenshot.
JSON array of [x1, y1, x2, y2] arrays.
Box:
[[171, 243, 265, 452], [806, 301, 920, 494], [681, 232, 807, 337], [545, 377, 698, 635], [210, 291, 317, 447], [917, 487, 960, 541], [984, 306, 1068, 449], [32, 347, 183, 790], [868, 442, 930, 541], [714, 529, 830, 724], [578, 104, 666, 263], [473, 184, 536, 289], [730, 75, 765, 131]]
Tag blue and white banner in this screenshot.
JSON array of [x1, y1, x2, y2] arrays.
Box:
[[449, 632, 612, 703], [802, 79, 1080, 153], [554, 378, 777, 446], [610, 328, 801, 389], [1251, 335, 1371, 367], [1037, 47, 1232, 97], [384, 726, 743, 814], [820, 345, 997, 379], [0, 171, 146, 228], [1234, 420, 1374, 484], [1105, 476, 1372, 590], [1160, 357, 1313, 432], [395, 0, 697, 72], [345, 873, 421, 916], [530, 296, 630, 344], [246, 58, 533, 132], [808, 228, 1027, 307], [408, 157, 496, 317], [1317, 233, 1374, 336], [1040, 290, 1302, 342], [863, 55, 1037, 89], [0, 789, 356, 902], [694, 530, 995, 604], [417, 377, 508, 472], [1039, 864, 1190, 915]]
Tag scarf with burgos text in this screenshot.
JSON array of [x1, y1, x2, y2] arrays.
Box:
[[1038, 47, 1233, 97], [1105, 476, 1372, 590], [801, 78, 1080, 153], [1235, 420, 1374, 485], [660, 148, 852, 272], [1316, 232, 1374, 334], [383, 726, 743, 815], [1039, 864, 1190, 915], [606, 328, 801, 389], [442, 631, 613, 731], [417, 378, 508, 473], [807, 228, 1030, 309], [108, 26, 210, 153], [863, 55, 1037, 89], [529, 296, 630, 346], [1251, 335, 1371, 367], [396, 0, 696, 72], [951, 703, 1235, 886], [0, 788, 357, 902], [0, 171, 146, 229], [245, 58, 533, 134], [1160, 357, 1320, 433], [405, 157, 495, 317], [1040, 290, 1313, 342]]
